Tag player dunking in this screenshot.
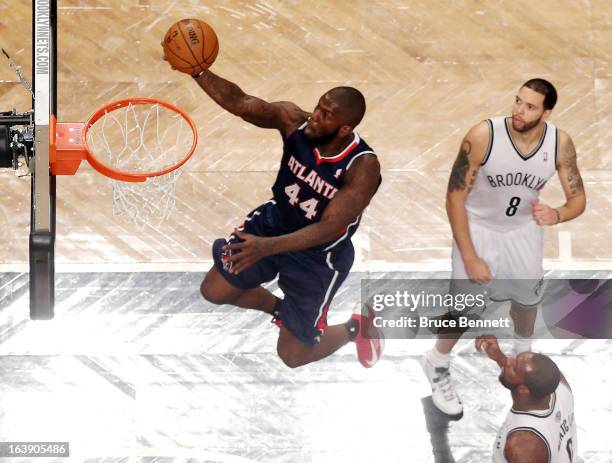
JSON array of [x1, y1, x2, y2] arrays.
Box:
[[422, 79, 586, 417], [476, 336, 577, 462], [178, 67, 383, 368]]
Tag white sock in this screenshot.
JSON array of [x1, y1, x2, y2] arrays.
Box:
[[513, 336, 533, 356], [426, 346, 451, 368]]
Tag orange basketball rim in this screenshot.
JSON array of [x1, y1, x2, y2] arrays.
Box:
[[50, 97, 198, 182]]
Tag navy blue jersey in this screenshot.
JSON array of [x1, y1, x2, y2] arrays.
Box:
[[271, 122, 378, 251]]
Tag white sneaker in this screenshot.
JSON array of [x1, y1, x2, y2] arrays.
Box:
[[421, 356, 463, 418]]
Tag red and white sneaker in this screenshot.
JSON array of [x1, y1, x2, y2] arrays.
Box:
[[352, 303, 385, 368]]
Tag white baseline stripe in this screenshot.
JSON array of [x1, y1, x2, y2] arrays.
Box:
[[0, 260, 609, 274]]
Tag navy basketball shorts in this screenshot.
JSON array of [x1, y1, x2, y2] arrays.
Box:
[[212, 200, 354, 346]]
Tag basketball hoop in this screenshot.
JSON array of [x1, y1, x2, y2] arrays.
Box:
[[50, 97, 198, 226]]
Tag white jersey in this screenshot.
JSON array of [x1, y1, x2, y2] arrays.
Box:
[[493, 381, 577, 463], [466, 116, 558, 231]]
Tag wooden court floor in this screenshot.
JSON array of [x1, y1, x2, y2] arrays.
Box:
[[0, 0, 610, 270]]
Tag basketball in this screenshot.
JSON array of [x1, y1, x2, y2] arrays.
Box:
[[162, 18, 219, 75]]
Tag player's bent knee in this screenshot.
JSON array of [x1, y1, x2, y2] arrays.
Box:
[[277, 348, 307, 369], [200, 279, 223, 304], [276, 342, 311, 369], [200, 268, 237, 305]]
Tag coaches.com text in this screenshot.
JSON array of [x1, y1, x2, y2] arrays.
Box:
[[371, 290, 486, 312]]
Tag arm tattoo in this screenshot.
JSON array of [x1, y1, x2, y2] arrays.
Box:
[[196, 72, 306, 132], [198, 71, 247, 114], [198, 72, 296, 129], [467, 167, 478, 193], [448, 140, 473, 192], [564, 137, 584, 196], [243, 96, 277, 118]]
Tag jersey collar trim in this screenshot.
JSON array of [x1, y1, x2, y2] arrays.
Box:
[[313, 132, 360, 165], [504, 117, 548, 161], [510, 392, 556, 418]]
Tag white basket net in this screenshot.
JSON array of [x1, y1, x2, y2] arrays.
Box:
[[86, 102, 195, 227]]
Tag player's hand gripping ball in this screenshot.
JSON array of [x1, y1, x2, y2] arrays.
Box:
[[162, 19, 219, 76]]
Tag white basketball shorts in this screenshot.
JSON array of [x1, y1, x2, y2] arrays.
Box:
[[451, 220, 544, 308]]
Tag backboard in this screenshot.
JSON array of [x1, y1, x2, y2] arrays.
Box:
[[30, 0, 57, 319]]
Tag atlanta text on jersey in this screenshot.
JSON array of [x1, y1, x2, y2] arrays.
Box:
[[287, 155, 339, 199]]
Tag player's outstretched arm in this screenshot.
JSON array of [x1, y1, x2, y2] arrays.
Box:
[[555, 130, 586, 222], [193, 70, 308, 136], [446, 121, 491, 284], [504, 430, 550, 463]]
